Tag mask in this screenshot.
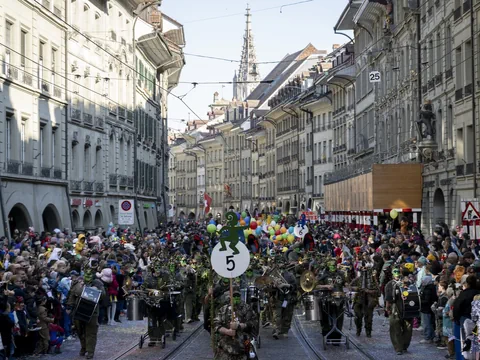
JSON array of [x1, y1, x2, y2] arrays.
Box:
[[329, 265, 336, 272], [392, 269, 400, 279], [169, 264, 175, 274], [232, 296, 241, 305]]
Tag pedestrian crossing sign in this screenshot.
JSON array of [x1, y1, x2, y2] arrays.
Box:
[[462, 201, 480, 221]]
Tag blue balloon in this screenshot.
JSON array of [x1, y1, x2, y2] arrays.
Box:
[[288, 226, 294, 234], [255, 227, 262, 235], [237, 212, 241, 220], [245, 216, 250, 224], [209, 220, 216, 225]]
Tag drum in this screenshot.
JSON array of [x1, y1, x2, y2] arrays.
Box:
[[401, 284, 420, 319], [74, 286, 102, 322], [127, 297, 145, 321], [304, 294, 320, 321]]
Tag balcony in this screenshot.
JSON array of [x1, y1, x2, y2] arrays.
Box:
[[53, 168, 62, 179], [428, 79, 434, 90], [70, 180, 82, 192], [71, 108, 81, 122], [83, 181, 94, 192], [454, 6, 462, 21], [465, 83, 473, 97], [109, 174, 118, 186], [456, 164, 465, 176], [128, 176, 134, 187], [95, 182, 104, 193], [118, 107, 126, 119], [83, 113, 93, 126], [445, 68, 453, 80], [40, 167, 51, 177], [95, 116, 104, 129], [455, 88, 464, 101], [119, 175, 128, 187], [22, 162, 33, 176], [422, 85, 428, 94], [466, 162, 474, 175], [108, 102, 117, 115], [127, 110, 134, 122], [434, 73, 443, 86], [6, 160, 21, 174]]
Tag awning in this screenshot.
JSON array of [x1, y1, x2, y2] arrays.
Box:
[[164, 28, 186, 46], [327, 64, 356, 86], [136, 31, 173, 69], [353, 0, 386, 26], [335, 0, 363, 31]]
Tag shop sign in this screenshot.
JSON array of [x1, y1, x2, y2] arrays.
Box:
[[84, 199, 93, 207]]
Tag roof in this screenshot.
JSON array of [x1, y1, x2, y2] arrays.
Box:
[[246, 43, 320, 107], [335, 0, 363, 31]]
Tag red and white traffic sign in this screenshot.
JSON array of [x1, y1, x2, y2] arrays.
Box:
[[118, 199, 135, 225]]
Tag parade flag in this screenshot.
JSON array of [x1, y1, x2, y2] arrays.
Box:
[[204, 193, 212, 213]]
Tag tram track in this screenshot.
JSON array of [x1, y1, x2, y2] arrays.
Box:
[[110, 321, 204, 360], [292, 313, 378, 360]]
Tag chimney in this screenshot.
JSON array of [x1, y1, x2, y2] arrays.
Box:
[[332, 44, 341, 50]]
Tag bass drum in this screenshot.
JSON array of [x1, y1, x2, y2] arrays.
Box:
[[401, 284, 421, 320]]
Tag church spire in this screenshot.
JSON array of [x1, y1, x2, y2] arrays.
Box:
[[234, 4, 260, 102]]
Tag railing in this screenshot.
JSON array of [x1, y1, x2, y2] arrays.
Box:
[[109, 174, 118, 186], [119, 175, 127, 186], [445, 68, 453, 80], [22, 162, 33, 176], [71, 108, 81, 122], [83, 113, 93, 126], [422, 85, 428, 94], [53, 168, 62, 179], [456, 164, 465, 176], [70, 180, 82, 191], [428, 79, 434, 90], [6, 160, 21, 174], [434, 73, 443, 86], [95, 182, 104, 193], [118, 107, 126, 119], [466, 162, 474, 175], [41, 167, 51, 177], [83, 181, 94, 192], [455, 88, 464, 101], [465, 83, 473, 96], [95, 116, 104, 129], [128, 176, 134, 187], [109, 102, 117, 115]]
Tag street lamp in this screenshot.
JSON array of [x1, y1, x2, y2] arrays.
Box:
[[132, 1, 162, 231]]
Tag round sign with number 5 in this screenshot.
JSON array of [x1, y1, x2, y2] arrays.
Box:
[[294, 225, 309, 238], [211, 241, 250, 278]]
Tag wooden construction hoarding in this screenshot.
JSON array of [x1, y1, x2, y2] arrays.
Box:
[[324, 164, 423, 211]]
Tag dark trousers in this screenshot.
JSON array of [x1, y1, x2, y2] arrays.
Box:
[[354, 301, 375, 335], [75, 317, 99, 355]]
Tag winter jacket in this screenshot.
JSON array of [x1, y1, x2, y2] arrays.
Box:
[[420, 278, 438, 313], [0, 312, 13, 355], [107, 275, 119, 296], [453, 288, 480, 322]]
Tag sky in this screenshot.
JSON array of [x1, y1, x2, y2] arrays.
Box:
[[161, 0, 351, 131]]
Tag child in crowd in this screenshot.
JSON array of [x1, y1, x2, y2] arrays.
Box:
[[48, 323, 64, 354]]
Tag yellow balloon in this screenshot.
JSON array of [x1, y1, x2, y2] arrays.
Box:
[[274, 224, 280, 231], [390, 209, 398, 219], [257, 219, 262, 226], [287, 234, 295, 243]]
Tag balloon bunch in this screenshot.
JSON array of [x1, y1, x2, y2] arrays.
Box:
[[265, 219, 295, 245]]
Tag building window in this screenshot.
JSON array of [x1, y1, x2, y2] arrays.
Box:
[[39, 41, 45, 89], [20, 30, 27, 68], [6, 112, 12, 161], [40, 125, 45, 167], [51, 48, 57, 86], [52, 129, 56, 167], [20, 121, 26, 164]]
